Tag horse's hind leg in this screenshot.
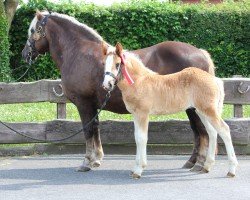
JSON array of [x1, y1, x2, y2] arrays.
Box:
[[184, 108, 209, 171]]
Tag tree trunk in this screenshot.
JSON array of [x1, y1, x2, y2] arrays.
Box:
[[0, 0, 11, 81], [4, 0, 18, 32]]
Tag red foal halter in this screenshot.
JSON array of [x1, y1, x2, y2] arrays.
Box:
[[120, 54, 134, 85]]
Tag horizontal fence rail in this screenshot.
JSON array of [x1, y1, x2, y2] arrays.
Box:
[[0, 119, 249, 145], [0, 78, 249, 104], [0, 78, 249, 154], [0, 79, 68, 104]]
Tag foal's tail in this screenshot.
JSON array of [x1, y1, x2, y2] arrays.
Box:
[[215, 78, 225, 116], [200, 49, 215, 76]]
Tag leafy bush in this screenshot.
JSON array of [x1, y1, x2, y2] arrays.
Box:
[[9, 0, 250, 80], [0, 2, 11, 82]]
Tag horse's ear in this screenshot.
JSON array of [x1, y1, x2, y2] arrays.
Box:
[[102, 41, 108, 55], [36, 10, 43, 21], [115, 42, 123, 56]]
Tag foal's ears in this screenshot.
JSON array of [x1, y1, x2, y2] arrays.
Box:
[[102, 41, 109, 55], [115, 42, 123, 57], [36, 10, 44, 21]]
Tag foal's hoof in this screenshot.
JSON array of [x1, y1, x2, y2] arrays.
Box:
[[91, 160, 101, 168], [129, 171, 134, 176], [190, 164, 203, 172], [76, 165, 91, 172], [200, 167, 209, 174], [182, 161, 195, 169], [227, 172, 235, 178], [131, 173, 141, 179]]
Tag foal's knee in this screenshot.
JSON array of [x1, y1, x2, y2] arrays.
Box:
[[135, 134, 147, 145]]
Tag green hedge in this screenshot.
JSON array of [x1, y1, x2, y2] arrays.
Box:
[[9, 0, 250, 80], [0, 1, 11, 82]]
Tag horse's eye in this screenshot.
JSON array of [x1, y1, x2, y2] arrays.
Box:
[[116, 63, 120, 69]]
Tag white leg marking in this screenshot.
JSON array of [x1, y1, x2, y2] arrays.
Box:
[[196, 111, 217, 172], [132, 114, 149, 178], [197, 110, 238, 176], [215, 120, 238, 175]]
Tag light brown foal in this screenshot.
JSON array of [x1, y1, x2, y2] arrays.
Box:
[[102, 42, 238, 179]]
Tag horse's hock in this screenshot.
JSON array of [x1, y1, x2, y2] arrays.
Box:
[[0, 78, 249, 155]]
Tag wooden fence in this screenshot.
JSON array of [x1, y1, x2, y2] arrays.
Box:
[[0, 78, 249, 154]]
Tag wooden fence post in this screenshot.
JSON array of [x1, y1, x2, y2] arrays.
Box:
[[57, 103, 66, 119], [232, 75, 243, 118], [233, 104, 243, 118]]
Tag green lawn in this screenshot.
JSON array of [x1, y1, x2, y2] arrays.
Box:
[[0, 103, 249, 122]]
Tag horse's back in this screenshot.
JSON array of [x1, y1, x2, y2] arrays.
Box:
[[133, 41, 211, 75]]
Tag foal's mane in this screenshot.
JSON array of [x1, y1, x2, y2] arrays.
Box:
[[125, 52, 155, 74]]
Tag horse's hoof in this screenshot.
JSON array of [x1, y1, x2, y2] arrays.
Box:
[[76, 165, 91, 172], [132, 173, 141, 179], [200, 167, 209, 174], [91, 160, 101, 168], [190, 164, 203, 172], [182, 161, 195, 169], [227, 172, 235, 178]]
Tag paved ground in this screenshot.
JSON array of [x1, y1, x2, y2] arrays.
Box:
[[0, 155, 249, 200]]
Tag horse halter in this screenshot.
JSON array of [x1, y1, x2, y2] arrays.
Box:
[[104, 55, 124, 86], [27, 14, 50, 65], [104, 53, 134, 88]]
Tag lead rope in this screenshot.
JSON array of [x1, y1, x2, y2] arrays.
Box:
[[14, 65, 33, 82], [0, 91, 111, 142]]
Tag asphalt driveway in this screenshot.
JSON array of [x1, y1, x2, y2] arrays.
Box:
[[0, 155, 249, 200]]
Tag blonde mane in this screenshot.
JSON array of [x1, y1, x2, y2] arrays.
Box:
[[124, 52, 156, 75]]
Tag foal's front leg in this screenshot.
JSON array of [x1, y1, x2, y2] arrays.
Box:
[[131, 114, 149, 179]]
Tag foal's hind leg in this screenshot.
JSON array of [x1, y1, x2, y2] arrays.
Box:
[[184, 108, 209, 171], [208, 117, 238, 177], [195, 111, 217, 173]]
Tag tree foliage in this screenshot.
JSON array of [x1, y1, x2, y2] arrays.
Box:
[[0, 0, 11, 82]]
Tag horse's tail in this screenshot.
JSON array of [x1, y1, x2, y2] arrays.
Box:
[[200, 49, 215, 76], [215, 77, 225, 116]]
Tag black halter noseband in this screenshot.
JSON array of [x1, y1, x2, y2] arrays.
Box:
[[104, 62, 123, 86], [27, 14, 50, 65]]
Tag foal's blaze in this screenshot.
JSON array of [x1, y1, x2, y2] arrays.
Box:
[[103, 42, 238, 179]]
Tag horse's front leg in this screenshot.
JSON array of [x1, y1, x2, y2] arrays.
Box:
[[131, 113, 149, 179], [76, 102, 104, 172]]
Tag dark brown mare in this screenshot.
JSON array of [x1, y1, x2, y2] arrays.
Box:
[[22, 11, 215, 172]]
